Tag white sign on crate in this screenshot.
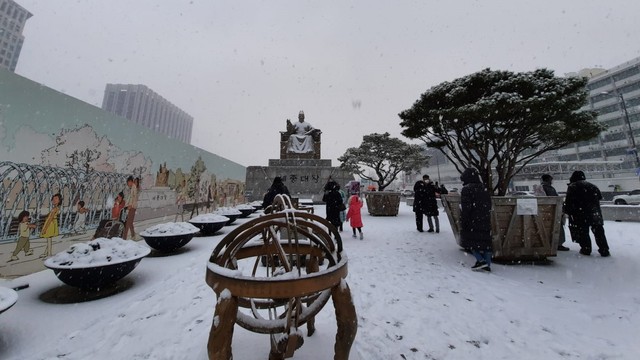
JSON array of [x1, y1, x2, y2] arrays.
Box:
[[516, 198, 538, 215]]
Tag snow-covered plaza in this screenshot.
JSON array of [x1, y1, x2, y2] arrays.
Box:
[[1, 202, 639, 360]]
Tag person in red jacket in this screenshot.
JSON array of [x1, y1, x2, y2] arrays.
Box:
[[346, 193, 364, 239]]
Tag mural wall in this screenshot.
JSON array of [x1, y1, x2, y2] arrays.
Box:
[[0, 69, 246, 277]]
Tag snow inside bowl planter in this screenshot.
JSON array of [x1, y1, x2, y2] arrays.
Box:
[[0, 287, 18, 314], [140, 222, 200, 252], [189, 214, 229, 236], [213, 207, 242, 226], [234, 204, 255, 218], [248, 200, 263, 211], [43, 238, 151, 289]]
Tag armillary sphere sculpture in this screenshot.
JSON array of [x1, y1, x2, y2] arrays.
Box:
[[206, 195, 357, 360]]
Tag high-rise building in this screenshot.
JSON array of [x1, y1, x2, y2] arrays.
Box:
[[101, 84, 193, 144], [0, 0, 31, 72], [543, 57, 640, 169]]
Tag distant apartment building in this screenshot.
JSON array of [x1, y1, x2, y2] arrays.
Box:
[[102, 84, 193, 144], [0, 0, 31, 72], [548, 57, 640, 169], [509, 57, 640, 192]]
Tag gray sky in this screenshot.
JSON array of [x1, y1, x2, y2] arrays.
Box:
[[15, 0, 640, 167]]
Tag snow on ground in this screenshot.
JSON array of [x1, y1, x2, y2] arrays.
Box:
[[1, 202, 639, 360]]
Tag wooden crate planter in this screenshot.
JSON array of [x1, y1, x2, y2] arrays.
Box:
[[364, 191, 401, 216], [441, 195, 564, 261]]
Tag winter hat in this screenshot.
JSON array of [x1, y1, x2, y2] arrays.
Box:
[[569, 171, 586, 183], [460, 168, 481, 185]]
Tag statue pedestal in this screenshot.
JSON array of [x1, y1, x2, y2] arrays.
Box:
[[246, 159, 353, 204]]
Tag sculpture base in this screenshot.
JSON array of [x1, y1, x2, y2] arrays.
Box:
[[246, 159, 353, 204]]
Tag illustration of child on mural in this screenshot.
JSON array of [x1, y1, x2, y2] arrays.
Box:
[[40, 193, 62, 258], [8, 210, 37, 262], [112, 192, 126, 220], [72, 200, 89, 234]]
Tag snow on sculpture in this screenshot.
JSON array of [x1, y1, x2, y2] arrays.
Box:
[[205, 194, 357, 360]]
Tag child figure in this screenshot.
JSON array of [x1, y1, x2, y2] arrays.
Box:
[[346, 194, 364, 240], [9, 211, 36, 261], [40, 193, 62, 258], [73, 200, 89, 234], [112, 192, 126, 221]]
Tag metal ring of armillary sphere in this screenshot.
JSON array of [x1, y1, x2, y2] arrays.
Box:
[[206, 194, 357, 360]]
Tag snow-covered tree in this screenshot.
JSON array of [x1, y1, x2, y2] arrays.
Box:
[[338, 132, 428, 191], [399, 68, 604, 195]]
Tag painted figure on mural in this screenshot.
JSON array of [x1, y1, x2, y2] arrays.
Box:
[[123, 176, 139, 240], [40, 193, 62, 258], [156, 163, 169, 187], [286, 111, 321, 153], [72, 200, 89, 234], [112, 192, 126, 220], [8, 211, 36, 262]]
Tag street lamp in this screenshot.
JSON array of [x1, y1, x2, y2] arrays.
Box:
[[601, 91, 640, 169]]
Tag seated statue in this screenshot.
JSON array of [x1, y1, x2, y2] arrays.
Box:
[[286, 111, 321, 153]]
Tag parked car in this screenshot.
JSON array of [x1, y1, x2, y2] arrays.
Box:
[[400, 189, 414, 197], [612, 189, 640, 205]]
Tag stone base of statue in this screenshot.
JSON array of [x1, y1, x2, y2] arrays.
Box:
[[246, 159, 353, 204]]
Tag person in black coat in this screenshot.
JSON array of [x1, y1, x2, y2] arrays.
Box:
[[564, 170, 610, 257], [322, 180, 343, 231], [424, 177, 439, 233], [413, 175, 429, 232], [262, 176, 291, 210], [540, 174, 569, 251], [460, 168, 493, 272]]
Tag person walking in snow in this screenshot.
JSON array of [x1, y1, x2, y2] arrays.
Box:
[[262, 176, 290, 210], [338, 186, 347, 231], [346, 193, 364, 239], [322, 180, 344, 232], [564, 170, 610, 257], [460, 168, 493, 272], [424, 177, 440, 233], [413, 175, 429, 232], [540, 174, 569, 251]]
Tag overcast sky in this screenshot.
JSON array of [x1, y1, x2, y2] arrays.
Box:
[[14, 0, 640, 167]]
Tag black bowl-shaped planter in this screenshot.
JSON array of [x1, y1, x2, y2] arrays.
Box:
[[140, 222, 200, 252], [236, 208, 254, 218], [248, 201, 263, 211], [142, 233, 196, 252], [44, 248, 150, 290], [221, 214, 240, 226], [0, 287, 18, 314], [189, 220, 227, 236]]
